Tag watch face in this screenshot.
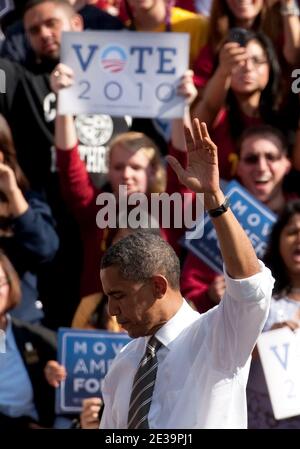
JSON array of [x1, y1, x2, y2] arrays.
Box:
[[75, 114, 114, 146]]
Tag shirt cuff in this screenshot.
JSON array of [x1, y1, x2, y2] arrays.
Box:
[[12, 206, 35, 230], [223, 260, 274, 302]]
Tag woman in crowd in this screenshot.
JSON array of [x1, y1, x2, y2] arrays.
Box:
[[192, 30, 281, 180], [247, 199, 300, 428], [0, 250, 57, 429], [193, 0, 300, 92]]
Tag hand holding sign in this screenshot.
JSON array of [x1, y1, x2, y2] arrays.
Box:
[[45, 360, 67, 388], [176, 70, 197, 107], [80, 397, 103, 429], [50, 63, 74, 94]]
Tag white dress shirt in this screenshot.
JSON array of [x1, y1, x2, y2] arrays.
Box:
[[100, 261, 274, 429]]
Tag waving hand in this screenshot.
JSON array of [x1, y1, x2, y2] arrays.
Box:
[[166, 119, 220, 194]]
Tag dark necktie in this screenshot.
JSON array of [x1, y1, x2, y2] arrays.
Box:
[[127, 335, 162, 429]]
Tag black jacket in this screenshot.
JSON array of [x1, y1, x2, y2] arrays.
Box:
[[2, 191, 59, 322]]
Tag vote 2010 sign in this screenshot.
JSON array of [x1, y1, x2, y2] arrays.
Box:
[[56, 328, 131, 413], [183, 180, 277, 273], [58, 31, 189, 118]]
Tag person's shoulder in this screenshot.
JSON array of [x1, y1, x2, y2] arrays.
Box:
[[2, 19, 25, 38], [0, 55, 19, 72], [25, 189, 48, 205]]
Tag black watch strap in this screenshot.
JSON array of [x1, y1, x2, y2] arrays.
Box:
[[207, 197, 230, 218]]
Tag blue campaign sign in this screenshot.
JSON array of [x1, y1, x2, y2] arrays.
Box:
[[56, 328, 131, 413], [183, 180, 277, 274]]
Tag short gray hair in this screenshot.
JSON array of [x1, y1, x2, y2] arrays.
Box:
[[101, 231, 180, 290]]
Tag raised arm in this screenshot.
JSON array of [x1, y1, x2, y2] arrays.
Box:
[[171, 69, 197, 151], [191, 43, 247, 126], [278, 0, 300, 65], [50, 64, 96, 215], [167, 119, 260, 279], [50, 63, 78, 150]]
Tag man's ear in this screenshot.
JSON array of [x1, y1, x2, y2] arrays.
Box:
[[71, 14, 84, 31], [151, 275, 168, 299]]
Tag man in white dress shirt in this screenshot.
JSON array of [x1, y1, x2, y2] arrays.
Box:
[[99, 119, 274, 429]]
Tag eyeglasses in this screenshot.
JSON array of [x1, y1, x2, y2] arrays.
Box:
[[243, 56, 268, 68], [240, 153, 283, 165]]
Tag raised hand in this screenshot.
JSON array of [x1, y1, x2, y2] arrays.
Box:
[[166, 119, 220, 194], [0, 163, 19, 197], [218, 42, 247, 77], [50, 63, 74, 94]]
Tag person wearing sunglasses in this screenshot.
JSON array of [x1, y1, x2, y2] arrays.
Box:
[[180, 125, 297, 314], [236, 125, 294, 215]]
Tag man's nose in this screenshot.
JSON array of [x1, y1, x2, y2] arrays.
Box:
[[122, 166, 132, 179], [256, 155, 269, 170], [39, 25, 52, 39]]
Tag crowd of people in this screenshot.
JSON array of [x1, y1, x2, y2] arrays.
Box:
[[0, 0, 300, 430]]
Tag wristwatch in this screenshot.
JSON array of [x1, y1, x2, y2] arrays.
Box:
[[207, 197, 230, 218]]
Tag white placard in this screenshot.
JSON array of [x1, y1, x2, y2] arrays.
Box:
[[257, 327, 300, 420], [58, 31, 190, 118]]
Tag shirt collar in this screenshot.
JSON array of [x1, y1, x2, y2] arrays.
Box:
[[155, 299, 200, 349]]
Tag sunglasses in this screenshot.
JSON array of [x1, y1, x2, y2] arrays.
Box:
[[240, 153, 283, 165]]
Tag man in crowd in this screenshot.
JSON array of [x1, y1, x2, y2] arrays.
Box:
[[1, 0, 123, 67]]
